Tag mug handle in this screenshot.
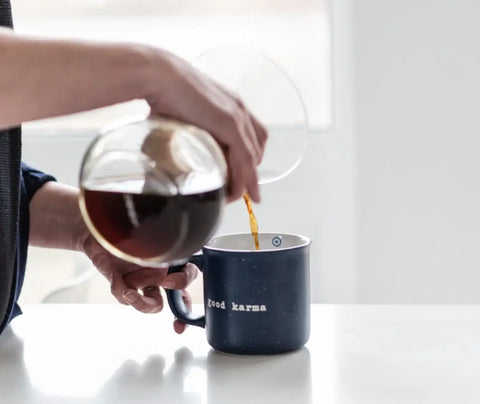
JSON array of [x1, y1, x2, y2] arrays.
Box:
[[165, 254, 206, 328]]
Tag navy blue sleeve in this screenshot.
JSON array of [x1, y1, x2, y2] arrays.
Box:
[[17, 161, 57, 300], [0, 164, 57, 332], [21, 162, 57, 202]]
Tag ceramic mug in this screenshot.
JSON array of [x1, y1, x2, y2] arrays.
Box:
[[166, 233, 311, 355]]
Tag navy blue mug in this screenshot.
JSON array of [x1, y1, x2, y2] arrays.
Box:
[[166, 233, 311, 355]]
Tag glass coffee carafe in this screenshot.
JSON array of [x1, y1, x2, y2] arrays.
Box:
[[79, 47, 309, 267], [79, 118, 227, 267]]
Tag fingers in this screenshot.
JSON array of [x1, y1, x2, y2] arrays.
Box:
[[160, 263, 198, 290], [216, 110, 261, 202], [123, 287, 164, 314], [123, 268, 168, 290], [173, 289, 193, 334], [203, 82, 265, 203], [118, 264, 198, 316], [125, 264, 196, 334], [110, 269, 131, 305], [226, 152, 260, 203], [244, 113, 262, 164], [122, 263, 198, 291], [88, 237, 197, 317], [109, 268, 166, 314], [211, 82, 265, 164], [249, 112, 269, 162], [224, 105, 264, 203], [110, 271, 164, 313], [142, 285, 163, 302], [235, 99, 263, 165]]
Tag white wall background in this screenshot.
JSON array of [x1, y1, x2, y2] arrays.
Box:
[[16, 0, 480, 304], [353, 0, 480, 303]]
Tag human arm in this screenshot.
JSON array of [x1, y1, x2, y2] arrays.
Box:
[[0, 28, 267, 201], [29, 180, 196, 333]]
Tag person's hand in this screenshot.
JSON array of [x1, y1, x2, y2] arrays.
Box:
[[143, 49, 268, 203], [81, 233, 198, 334]]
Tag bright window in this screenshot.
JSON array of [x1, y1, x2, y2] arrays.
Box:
[[12, 0, 331, 129]]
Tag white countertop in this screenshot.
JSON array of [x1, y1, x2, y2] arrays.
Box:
[[1, 304, 480, 403]]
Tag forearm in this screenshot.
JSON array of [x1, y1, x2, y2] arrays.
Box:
[[28, 181, 87, 251], [0, 28, 159, 129]]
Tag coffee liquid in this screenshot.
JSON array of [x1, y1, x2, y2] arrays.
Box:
[[243, 193, 260, 250], [81, 187, 223, 262]]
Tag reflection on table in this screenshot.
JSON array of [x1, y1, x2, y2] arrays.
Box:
[[2, 304, 480, 403], [0, 304, 312, 404]]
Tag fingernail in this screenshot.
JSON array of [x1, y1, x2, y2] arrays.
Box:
[[123, 290, 136, 304], [162, 281, 175, 289]]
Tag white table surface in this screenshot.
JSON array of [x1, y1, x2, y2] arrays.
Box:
[[1, 304, 480, 404]]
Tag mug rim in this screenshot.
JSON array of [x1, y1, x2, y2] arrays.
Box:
[[204, 232, 311, 253]]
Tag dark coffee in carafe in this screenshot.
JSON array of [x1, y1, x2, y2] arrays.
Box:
[[81, 185, 224, 263]]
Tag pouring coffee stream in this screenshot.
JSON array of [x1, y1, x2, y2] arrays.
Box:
[[243, 193, 260, 250]]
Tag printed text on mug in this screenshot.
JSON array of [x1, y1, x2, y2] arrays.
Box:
[[208, 299, 267, 312]]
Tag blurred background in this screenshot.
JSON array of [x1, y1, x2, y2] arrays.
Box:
[[13, 0, 480, 305]]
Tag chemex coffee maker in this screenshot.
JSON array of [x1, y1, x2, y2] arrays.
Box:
[[79, 47, 310, 267], [79, 118, 227, 266]]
